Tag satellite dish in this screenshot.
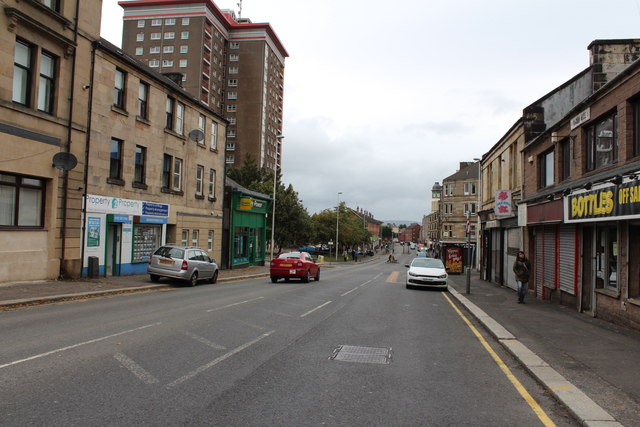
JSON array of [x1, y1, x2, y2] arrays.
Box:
[[188, 129, 204, 142], [52, 152, 78, 171]]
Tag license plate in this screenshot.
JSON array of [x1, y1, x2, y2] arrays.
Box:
[[280, 263, 292, 267], [160, 259, 173, 265], [289, 269, 296, 274]]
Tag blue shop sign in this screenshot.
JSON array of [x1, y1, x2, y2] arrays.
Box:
[[111, 214, 131, 223], [142, 202, 169, 217], [139, 216, 168, 224]]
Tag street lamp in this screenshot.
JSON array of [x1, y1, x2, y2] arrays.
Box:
[[335, 192, 342, 262], [270, 135, 284, 262], [466, 157, 481, 294]]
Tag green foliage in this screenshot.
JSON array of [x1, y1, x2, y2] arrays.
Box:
[[310, 203, 371, 250], [381, 225, 393, 239], [226, 154, 311, 252]]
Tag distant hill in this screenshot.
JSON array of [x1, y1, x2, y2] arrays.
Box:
[[382, 220, 419, 227]]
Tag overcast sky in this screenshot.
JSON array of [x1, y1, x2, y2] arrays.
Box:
[[102, 0, 640, 222]]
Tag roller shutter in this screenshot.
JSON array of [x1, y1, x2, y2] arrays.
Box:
[[558, 225, 577, 295], [535, 229, 544, 298], [543, 226, 557, 290]]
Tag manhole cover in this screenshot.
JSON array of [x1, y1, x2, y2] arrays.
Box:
[[329, 345, 392, 364]]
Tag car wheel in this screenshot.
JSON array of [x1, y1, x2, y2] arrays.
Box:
[[406, 284, 412, 289], [209, 270, 218, 284], [271, 276, 278, 283], [190, 272, 198, 287], [150, 274, 160, 283], [302, 270, 310, 283], [314, 269, 320, 281]]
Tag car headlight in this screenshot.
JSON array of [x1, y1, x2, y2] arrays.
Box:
[[439, 274, 447, 279], [408, 271, 417, 277]]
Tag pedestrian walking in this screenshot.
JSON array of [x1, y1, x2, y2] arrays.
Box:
[[513, 250, 531, 304], [343, 249, 348, 262], [353, 250, 358, 262]]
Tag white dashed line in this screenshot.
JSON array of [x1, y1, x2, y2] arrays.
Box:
[[300, 301, 332, 318], [206, 297, 264, 313], [114, 352, 159, 384]]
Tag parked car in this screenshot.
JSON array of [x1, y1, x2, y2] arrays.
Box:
[[405, 257, 448, 290], [148, 245, 219, 286], [270, 251, 320, 283]]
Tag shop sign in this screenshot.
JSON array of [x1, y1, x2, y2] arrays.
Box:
[[494, 190, 513, 218], [237, 196, 269, 213], [445, 247, 463, 274], [239, 197, 253, 210], [570, 108, 590, 130], [87, 217, 101, 247], [565, 180, 640, 222], [86, 194, 169, 217]]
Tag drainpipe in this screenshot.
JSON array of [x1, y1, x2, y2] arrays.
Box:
[[79, 40, 97, 277], [59, 0, 81, 279]]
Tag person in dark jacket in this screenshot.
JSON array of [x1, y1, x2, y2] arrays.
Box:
[[513, 250, 531, 304]]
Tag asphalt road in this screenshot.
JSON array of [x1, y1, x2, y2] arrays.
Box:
[[0, 253, 578, 426]]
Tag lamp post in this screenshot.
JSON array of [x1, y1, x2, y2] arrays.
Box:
[[466, 157, 481, 294], [335, 192, 342, 262], [269, 135, 284, 263]]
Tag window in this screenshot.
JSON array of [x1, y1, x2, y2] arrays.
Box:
[[634, 100, 640, 157], [463, 182, 476, 195], [114, 68, 126, 109], [172, 157, 182, 190], [176, 102, 185, 135], [181, 229, 189, 245], [180, 45, 188, 53], [444, 225, 453, 238], [137, 20, 145, 28], [149, 60, 159, 68], [181, 31, 189, 40], [208, 230, 214, 251], [230, 54, 239, 62], [162, 59, 173, 67], [210, 121, 218, 150], [208, 169, 216, 198], [138, 81, 149, 119], [226, 142, 235, 150], [179, 59, 187, 68], [227, 117, 236, 125], [13, 40, 32, 106], [0, 173, 44, 228], [43, 0, 59, 11], [227, 91, 237, 100], [38, 51, 55, 114], [228, 79, 238, 87], [136, 33, 144, 42], [227, 130, 236, 138], [197, 114, 206, 145], [595, 225, 618, 290], [163, 45, 174, 53], [444, 183, 454, 196], [135, 47, 143, 55], [585, 112, 617, 171], [166, 96, 175, 130], [151, 33, 161, 40], [227, 104, 236, 112], [192, 229, 199, 247], [196, 165, 204, 196], [134, 145, 146, 184], [464, 203, 476, 216], [165, 18, 175, 25], [152, 19, 162, 26], [109, 138, 123, 180], [539, 150, 554, 188], [444, 203, 453, 215], [182, 18, 190, 25], [560, 138, 571, 181], [150, 46, 160, 54], [165, 32, 175, 40], [229, 66, 238, 74], [230, 41, 240, 49], [226, 154, 235, 164]]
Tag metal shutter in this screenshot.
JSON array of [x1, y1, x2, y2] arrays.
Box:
[[543, 227, 556, 290], [558, 225, 577, 295], [505, 228, 520, 291], [535, 229, 544, 298]]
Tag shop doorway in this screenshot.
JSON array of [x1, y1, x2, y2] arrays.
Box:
[[581, 226, 593, 314], [106, 223, 122, 276]]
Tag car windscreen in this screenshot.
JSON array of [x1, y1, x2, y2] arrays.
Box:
[[154, 247, 184, 259], [411, 258, 444, 269], [278, 252, 301, 259]]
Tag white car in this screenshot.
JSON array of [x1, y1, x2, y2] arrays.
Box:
[[405, 257, 448, 290]]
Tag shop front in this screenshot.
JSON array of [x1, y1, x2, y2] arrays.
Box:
[[82, 194, 169, 277], [222, 179, 270, 269]]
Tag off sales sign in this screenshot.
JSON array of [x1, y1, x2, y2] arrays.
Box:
[[565, 180, 640, 222]]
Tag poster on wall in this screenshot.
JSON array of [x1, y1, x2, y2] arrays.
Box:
[[87, 217, 101, 247], [445, 247, 463, 274]]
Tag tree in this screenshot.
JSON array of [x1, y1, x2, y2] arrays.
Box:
[[381, 225, 392, 239], [310, 203, 371, 252]]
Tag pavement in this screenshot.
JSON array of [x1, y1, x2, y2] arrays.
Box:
[[1, 257, 639, 426]]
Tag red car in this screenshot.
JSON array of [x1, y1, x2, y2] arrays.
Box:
[[270, 251, 320, 283]]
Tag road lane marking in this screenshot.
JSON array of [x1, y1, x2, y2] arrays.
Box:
[[341, 288, 359, 297], [206, 297, 264, 313], [442, 293, 557, 427], [0, 322, 162, 370], [386, 272, 400, 283], [114, 352, 159, 384], [300, 301, 332, 318], [185, 331, 227, 350], [359, 280, 372, 287], [373, 272, 383, 280], [167, 330, 275, 388]]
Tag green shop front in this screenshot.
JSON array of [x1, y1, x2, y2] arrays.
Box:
[[222, 178, 271, 269]]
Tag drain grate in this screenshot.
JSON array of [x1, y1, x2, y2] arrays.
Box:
[[329, 345, 392, 364]]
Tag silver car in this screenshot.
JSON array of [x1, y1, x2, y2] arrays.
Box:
[[148, 245, 219, 286], [405, 257, 448, 290]]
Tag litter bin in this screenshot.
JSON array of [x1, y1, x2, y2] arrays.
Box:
[[88, 256, 99, 278]]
